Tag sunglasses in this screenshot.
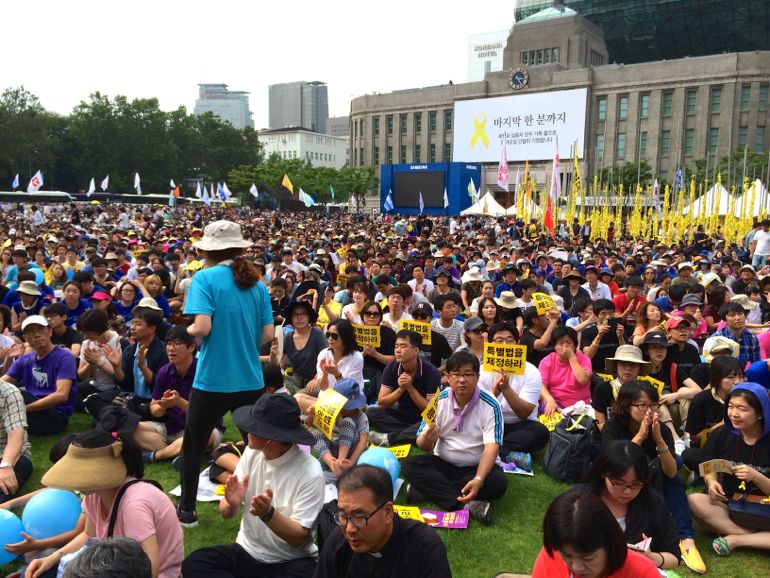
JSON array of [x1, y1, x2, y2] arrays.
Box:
[[326, 332, 340, 340], [364, 311, 381, 317], [470, 326, 488, 334]]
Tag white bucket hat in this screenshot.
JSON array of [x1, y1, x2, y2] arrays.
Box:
[[192, 221, 253, 251]]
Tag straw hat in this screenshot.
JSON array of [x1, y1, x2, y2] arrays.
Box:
[[462, 268, 483, 283], [730, 294, 758, 311], [605, 345, 652, 376], [563, 270, 587, 284], [702, 336, 740, 363], [495, 291, 518, 309], [193, 220, 253, 251], [17, 280, 41, 297], [42, 442, 128, 492]]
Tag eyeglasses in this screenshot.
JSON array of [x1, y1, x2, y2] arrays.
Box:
[[607, 478, 644, 492], [630, 402, 659, 411], [326, 332, 339, 340], [364, 311, 381, 317], [333, 502, 387, 528], [470, 326, 488, 334]]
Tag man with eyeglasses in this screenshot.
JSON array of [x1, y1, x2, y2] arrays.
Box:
[[314, 464, 450, 577], [401, 351, 506, 526]]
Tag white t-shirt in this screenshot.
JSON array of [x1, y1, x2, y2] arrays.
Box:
[[234, 445, 324, 563], [408, 278, 434, 297], [477, 363, 542, 424], [754, 229, 770, 256]]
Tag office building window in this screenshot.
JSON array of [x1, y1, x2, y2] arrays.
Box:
[[429, 144, 436, 163], [757, 126, 766, 153], [399, 145, 406, 164], [662, 92, 673, 117], [639, 131, 648, 156], [444, 143, 452, 162], [415, 113, 422, 135], [710, 87, 722, 113], [760, 84, 769, 112], [373, 146, 379, 166], [444, 110, 453, 131], [684, 128, 695, 155], [709, 128, 719, 154], [596, 134, 605, 159], [640, 94, 650, 118], [484, 61, 492, 75], [597, 97, 607, 121], [738, 126, 748, 147], [373, 117, 380, 136], [353, 149, 357, 165], [589, 49, 603, 66], [616, 133, 626, 159], [387, 146, 393, 164], [741, 85, 751, 112], [386, 115, 393, 136], [400, 114, 407, 135], [618, 96, 628, 120], [686, 90, 697, 114], [429, 111, 437, 133], [359, 119, 365, 137], [414, 144, 421, 163], [661, 130, 670, 156]]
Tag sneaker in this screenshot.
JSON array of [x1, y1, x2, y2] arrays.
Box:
[[176, 505, 198, 528], [468, 500, 492, 526], [142, 451, 155, 464], [405, 483, 428, 504], [504, 451, 533, 472], [369, 432, 390, 447], [674, 438, 687, 456]]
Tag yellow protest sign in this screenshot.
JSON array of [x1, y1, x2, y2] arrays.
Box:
[[393, 505, 425, 522], [369, 443, 411, 459], [400, 319, 432, 345], [595, 372, 614, 382], [353, 323, 381, 348], [538, 412, 563, 432], [639, 375, 665, 396], [532, 292, 556, 315], [313, 388, 348, 439], [421, 387, 441, 425], [482, 343, 527, 375]]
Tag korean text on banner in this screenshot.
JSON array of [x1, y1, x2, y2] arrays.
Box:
[[393, 505, 425, 523], [353, 323, 381, 348], [313, 389, 348, 439], [421, 388, 441, 425], [639, 375, 665, 396], [483, 343, 527, 375], [532, 292, 556, 316], [399, 319, 432, 345]]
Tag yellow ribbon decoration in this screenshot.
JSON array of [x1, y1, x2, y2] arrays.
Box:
[[470, 113, 490, 149]]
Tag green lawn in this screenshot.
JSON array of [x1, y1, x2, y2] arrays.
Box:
[[3, 413, 769, 577]]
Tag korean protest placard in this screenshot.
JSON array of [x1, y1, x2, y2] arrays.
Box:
[[482, 343, 527, 375], [353, 323, 381, 348], [399, 319, 432, 345], [313, 388, 348, 439], [532, 292, 556, 316], [421, 387, 441, 425]]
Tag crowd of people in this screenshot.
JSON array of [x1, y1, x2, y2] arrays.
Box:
[[0, 200, 768, 578]]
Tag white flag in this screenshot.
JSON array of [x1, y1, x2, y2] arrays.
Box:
[[27, 170, 44, 193], [134, 172, 142, 195], [419, 191, 425, 214], [222, 183, 232, 199], [443, 188, 449, 209], [249, 183, 259, 199], [194, 182, 202, 199], [202, 185, 211, 207], [170, 179, 176, 189], [87, 178, 96, 197], [100, 175, 109, 192]]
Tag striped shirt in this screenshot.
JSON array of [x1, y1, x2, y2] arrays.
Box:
[[0, 381, 29, 459], [431, 318, 465, 351]]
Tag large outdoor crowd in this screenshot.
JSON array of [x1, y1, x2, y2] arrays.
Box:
[[0, 200, 768, 578]]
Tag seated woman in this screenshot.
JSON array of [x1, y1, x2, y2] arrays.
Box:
[[295, 318, 364, 414], [469, 280, 496, 316], [475, 295, 502, 330], [26, 429, 183, 578], [602, 380, 705, 574], [681, 355, 744, 473], [688, 382, 770, 557], [532, 488, 660, 577], [340, 279, 368, 325], [455, 317, 487, 362], [631, 302, 664, 347], [281, 300, 328, 393], [592, 345, 652, 429], [358, 301, 395, 403], [582, 440, 680, 571], [564, 296, 595, 349], [539, 326, 593, 417]]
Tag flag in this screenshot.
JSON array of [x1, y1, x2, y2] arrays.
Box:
[[497, 142, 509, 191], [299, 188, 315, 208], [134, 172, 141, 195], [100, 175, 109, 192], [169, 179, 176, 189], [222, 183, 232, 199], [443, 187, 449, 209], [674, 168, 683, 192], [209, 182, 215, 201], [173, 185, 180, 198], [330, 184, 335, 201], [249, 183, 259, 199], [27, 170, 43, 193], [652, 178, 662, 217], [419, 191, 425, 214], [282, 173, 294, 193], [201, 185, 211, 207], [544, 196, 554, 237], [194, 182, 202, 198], [11, 174, 19, 190], [513, 166, 520, 197], [87, 178, 96, 197], [467, 178, 476, 202], [572, 144, 582, 197], [168, 187, 176, 207], [550, 142, 561, 206], [384, 189, 395, 212], [217, 182, 226, 202]]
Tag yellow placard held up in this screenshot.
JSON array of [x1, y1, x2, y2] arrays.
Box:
[[482, 343, 527, 375], [532, 292, 556, 315], [393, 505, 425, 522], [400, 319, 432, 345], [639, 375, 665, 396], [353, 323, 381, 348], [421, 387, 441, 425], [313, 388, 348, 439]]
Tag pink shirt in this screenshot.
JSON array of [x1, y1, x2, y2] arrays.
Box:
[[539, 351, 593, 408], [760, 331, 770, 360], [83, 477, 183, 578]]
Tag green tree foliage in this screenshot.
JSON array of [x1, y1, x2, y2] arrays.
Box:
[[597, 160, 653, 191]]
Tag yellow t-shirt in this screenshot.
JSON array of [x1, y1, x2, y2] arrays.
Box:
[[317, 300, 342, 330]]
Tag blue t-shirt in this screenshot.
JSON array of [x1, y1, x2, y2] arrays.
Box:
[[7, 346, 78, 417], [114, 296, 141, 326], [65, 299, 93, 327], [184, 264, 273, 393]]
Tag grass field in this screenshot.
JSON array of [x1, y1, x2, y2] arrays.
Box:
[[3, 412, 769, 577]]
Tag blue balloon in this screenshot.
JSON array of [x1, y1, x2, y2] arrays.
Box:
[[32, 268, 44, 286], [22, 489, 81, 540], [0, 509, 23, 565], [357, 447, 400, 485]]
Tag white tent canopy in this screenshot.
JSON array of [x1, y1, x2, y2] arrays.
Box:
[[461, 192, 508, 217], [735, 179, 769, 217], [683, 185, 729, 216]]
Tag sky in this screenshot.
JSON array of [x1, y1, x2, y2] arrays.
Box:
[[3, 0, 514, 128]]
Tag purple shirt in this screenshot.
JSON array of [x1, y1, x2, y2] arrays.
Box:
[[152, 359, 197, 437], [8, 347, 78, 417]]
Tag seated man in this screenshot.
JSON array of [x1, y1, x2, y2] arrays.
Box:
[[0, 377, 31, 503], [314, 465, 451, 577], [401, 351, 506, 525], [1, 315, 77, 435], [367, 330, 442, 447], [183, 393, 324, 578]]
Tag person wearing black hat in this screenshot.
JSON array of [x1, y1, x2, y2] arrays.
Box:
[[557, 270, 590, 314], [182, 394, 324, 578]]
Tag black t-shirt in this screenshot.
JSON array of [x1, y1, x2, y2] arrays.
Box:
[[602, 417, 675, 464], [380, 359, 442, 419], [581, 325, 620, 374], [418, 330, 452, 369], [684, 389, 724, 437], [51, 326, 83, 350], [665, 343, 701, 377], [557, 285, 590, 314], [314, 515, 451, 578], [700, 426, 770, 497], [689, 362, 711, 389], [521, 329, 554, 367], [647, 361, 689, 394], [592, 378, 619, 418]]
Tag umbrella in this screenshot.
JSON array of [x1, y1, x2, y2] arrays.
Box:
[[90, 200, 101, 205]]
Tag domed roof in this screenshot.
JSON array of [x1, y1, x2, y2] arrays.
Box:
[[518, 3, 577, 24]]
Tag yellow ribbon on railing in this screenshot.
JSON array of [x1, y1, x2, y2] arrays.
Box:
[[470, 113, 490, 149]]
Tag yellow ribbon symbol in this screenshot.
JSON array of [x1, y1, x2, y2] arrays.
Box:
[[470, 113, 490, 149]]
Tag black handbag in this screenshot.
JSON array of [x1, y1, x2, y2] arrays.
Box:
[[728, 493, 770, 531]]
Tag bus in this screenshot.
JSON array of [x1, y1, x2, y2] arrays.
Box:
[[0, 191, 74, 203]]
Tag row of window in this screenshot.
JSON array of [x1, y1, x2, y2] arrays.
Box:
[[359, 110, 453, 139], [364, 143, 453, 166], [274, 150, 336, 163], [597, 84, 769, 122], [520, 47, 559, 66]]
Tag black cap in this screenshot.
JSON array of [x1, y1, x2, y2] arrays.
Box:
[[232, 393, 315, 445], [640, 330, 671, 348]]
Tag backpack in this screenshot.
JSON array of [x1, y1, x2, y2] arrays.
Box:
[[543, 413, 597, 483]]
